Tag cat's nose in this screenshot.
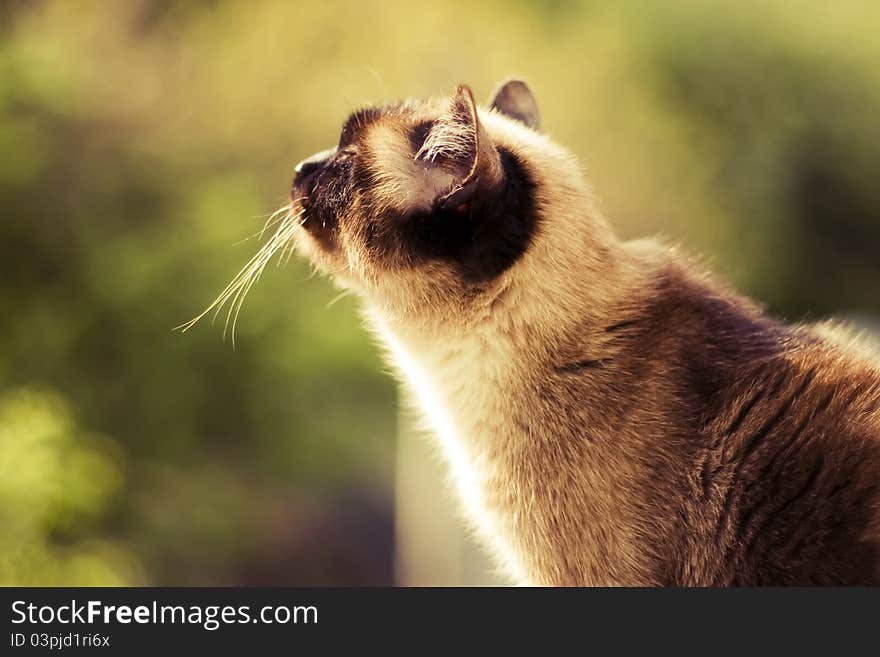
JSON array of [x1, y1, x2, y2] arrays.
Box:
[[294, 147, 337, 186]]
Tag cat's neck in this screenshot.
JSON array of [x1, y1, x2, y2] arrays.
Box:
[[374, 231, 656, 364], [363, 236, 667, 585], [363, 229, 663, 445]]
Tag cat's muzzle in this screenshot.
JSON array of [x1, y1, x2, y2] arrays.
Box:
[[292, 147, 337, 193]]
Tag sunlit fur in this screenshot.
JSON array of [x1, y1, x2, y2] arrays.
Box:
[[210, 82, 880, 585], [358, 108, 667, 584]]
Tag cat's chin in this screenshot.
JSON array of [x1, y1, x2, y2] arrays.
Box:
[[291, 198, 339, 255]]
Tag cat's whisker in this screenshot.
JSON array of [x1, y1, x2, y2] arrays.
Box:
[[231, 210, 283, 246], [259, 203, 294, 239], [363, 66, 387, 96], [326, 289, 352, 309], [176, 204, 305, 342]]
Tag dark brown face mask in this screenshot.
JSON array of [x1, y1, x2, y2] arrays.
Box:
[[180, 80, 545, 338], [289, 81, 543, 283]]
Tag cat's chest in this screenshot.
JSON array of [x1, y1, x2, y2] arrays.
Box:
[[382, 326, 547, 561], [403, 330, 521, 441], [379, 321, 528, 463], [379, 323, 627, 584]]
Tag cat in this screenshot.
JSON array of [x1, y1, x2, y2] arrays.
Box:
[[194, 79, 880, 585]]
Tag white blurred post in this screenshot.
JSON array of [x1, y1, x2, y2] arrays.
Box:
[[394, 410, 502, 586]]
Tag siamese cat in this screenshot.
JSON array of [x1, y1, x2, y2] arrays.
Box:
[[189, 79, 880, 585]]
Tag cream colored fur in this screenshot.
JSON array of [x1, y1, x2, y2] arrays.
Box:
[[358, 109, 661, 584]]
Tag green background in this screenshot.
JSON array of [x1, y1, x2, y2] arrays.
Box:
[[1, 0, 878, 585]]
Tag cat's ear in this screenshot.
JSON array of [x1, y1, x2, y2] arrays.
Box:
[[416, 84, 504, 211], [488, 79, 540, 131]]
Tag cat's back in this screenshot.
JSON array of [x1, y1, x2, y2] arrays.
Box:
[[660, 273, 880, 585], [544, 253, 880, 584]]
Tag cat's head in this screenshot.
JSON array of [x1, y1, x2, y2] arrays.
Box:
[[288, 80, 601, 324]]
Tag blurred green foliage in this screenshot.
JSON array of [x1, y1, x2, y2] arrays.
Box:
[[0, 0, 877, 585], [0, 388, 137, 585]]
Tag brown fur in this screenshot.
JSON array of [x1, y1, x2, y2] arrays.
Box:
[[282, 80, 880, 585]]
